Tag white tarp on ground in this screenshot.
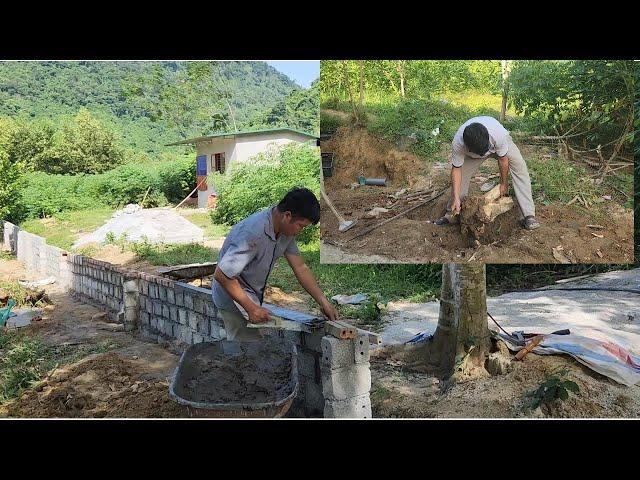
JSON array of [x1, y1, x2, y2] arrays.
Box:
[[500, 333, 640, 387], [73, 206, 205, 248], [379, 269, 640, 385]]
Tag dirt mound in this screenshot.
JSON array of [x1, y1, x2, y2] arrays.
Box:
[[4, 352, 188, 418], [370, 346, 640, 418], [322, 127, 428, 187]]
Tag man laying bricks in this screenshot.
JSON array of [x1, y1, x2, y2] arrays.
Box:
[[212, 187, 338, 341], [435, 116, 540, 230]]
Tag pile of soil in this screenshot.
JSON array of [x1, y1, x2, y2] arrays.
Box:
[[322, 126, 429, 187], [3, 352, 188, 418], [369, 345, 640, 418], [320, 128, 633, 264], [176, 341, 294, 405]]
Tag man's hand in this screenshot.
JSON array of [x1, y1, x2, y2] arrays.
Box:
[[319, 298, 338, 322], [247, 305, 271, 324], [499, 182, 509, 197], [451, 197, 461, 216]]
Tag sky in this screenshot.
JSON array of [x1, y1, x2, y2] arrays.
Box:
[[265, 60, 319, 89]]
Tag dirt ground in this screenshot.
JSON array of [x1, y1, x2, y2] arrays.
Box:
[[0, 256, 189, 418], [0, 256, 315, 418], [320, 126, 633, 264], [370, 343, 640, 418]]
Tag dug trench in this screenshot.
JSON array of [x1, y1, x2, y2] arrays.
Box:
[[320, 127, 633, 264]]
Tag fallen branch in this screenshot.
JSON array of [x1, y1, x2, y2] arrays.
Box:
[[345, 188, 447, 243]]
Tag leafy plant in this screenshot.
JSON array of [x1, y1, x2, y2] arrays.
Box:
[[526, 367, 580, 410]]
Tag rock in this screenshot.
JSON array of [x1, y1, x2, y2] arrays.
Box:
[[91, 312, 109, 322], [366, 207, 390, 218], [485, 352, 513, 376]]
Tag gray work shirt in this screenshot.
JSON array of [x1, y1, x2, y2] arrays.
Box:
[[211, 206, 300, 316], [451, 116, 510, 167]]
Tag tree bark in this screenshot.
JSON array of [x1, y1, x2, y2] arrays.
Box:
[[427, 264, 491, 379], [342, 61, 359, 124], [398, 61, 405, 98], [358, 60, 365, 111], [500, 60, 511, 122]]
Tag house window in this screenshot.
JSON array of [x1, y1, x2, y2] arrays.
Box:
[[212, 152, 225, 173]]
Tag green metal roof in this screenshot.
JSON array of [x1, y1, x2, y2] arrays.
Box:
[[165, 127, 318, 146]]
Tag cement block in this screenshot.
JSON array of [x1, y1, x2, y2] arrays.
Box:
[[184, 293, 194, 310], [204, 301, 216, 317], [140, 312, 150, 325], [178, 309, 188, 325], [193, 296, 204, 314], [324, 394, 372, 419], [159, 286, 167, 302], [169, 305, 178, 322], [321, 336, 356, 370], [153, 301, 163, 316], [298, 350, 318, 378], [303, 331, 324, 352], [149, 284, 158, 299], [302, 375, 324, 412], [321, 363, 371, 401], [175, 291, 184, 306], [192, 333, 204, 344], [167, 289, 175, 304], [354, 333, 370, 364], [124, 295, 137, 308], [187, 311, 198, 330], [124, 280, 138, 293], [283, 330, 302, 345]]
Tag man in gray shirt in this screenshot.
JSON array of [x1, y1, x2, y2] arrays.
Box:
[[212, 187, 338, 341], [435, 116, 540, 230]]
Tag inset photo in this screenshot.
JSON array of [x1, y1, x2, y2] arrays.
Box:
[[319, 60, 635, 264]]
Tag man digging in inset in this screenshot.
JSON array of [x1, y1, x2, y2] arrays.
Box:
[[212, 187, 338, 342], [435, 116, 540, 230]]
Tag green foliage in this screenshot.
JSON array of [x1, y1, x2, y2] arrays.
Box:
[[210, 143, 320, 244], [339, 294, 387, 330], [0, 280, 39, 308], [526, 154, 599, 204], [129, 240, 216, 266], [250, 80, 319, 136], [13, 155, 194, 221], [8, 110, 125, 174], [19, 207, 115, 251], [320, 110, 347, 134], [0, 333, 50, 402], [268, 239, 441, 303], [509, 60, 634, 147], [526, 367, 580, 410]]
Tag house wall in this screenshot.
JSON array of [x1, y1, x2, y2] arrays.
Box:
[[193, 132, 315, 208]]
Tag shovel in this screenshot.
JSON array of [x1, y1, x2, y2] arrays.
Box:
[[320, 168, 357, 233]]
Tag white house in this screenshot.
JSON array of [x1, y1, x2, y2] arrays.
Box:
[[167, 128, 318, 208]]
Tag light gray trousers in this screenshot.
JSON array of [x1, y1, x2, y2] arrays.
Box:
[[445, 134, 535, 220], [217, 308, 264, 342]]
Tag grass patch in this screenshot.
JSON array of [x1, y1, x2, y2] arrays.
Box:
[[0, 251, 13, 261], [268, 239, 440, 303], [527, 155, 600, 205], [130, 240, 217, 266], [19, 206, 115, 251], [183, 213, 230, 239], [0, 281, 46, 308], [0, 330, 119, 403]]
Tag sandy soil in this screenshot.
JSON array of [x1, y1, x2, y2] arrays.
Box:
[[320, 127, 633, 264]]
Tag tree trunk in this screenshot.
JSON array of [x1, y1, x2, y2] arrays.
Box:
[[500, 60, 511, 122], [358, 60, 365, 111], [398, 61, 405, 98], [342, 61, 359, 124], [427, 263, 491, 379]]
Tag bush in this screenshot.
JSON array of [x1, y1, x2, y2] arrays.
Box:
[[320, 110, 346, 134], [210, 143, 320, 244], [13, 155, 195, 221]]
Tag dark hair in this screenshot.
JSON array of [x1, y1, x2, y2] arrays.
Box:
[[463, 123, 490, 156], [277, 187, 320, 224]]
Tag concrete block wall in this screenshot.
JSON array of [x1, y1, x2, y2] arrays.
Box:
[[68, 254, 126, 321], [136, 274, 224, 345], [2, 220, 373, 418]]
